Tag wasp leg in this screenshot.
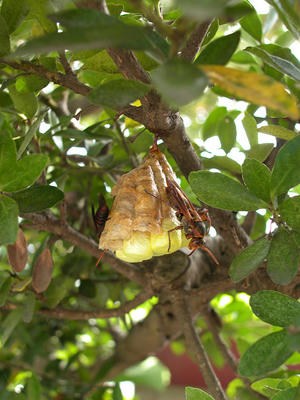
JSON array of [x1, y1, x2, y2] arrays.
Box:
[[200, 245, 219, 265], [96, 249, 107, 267], [167, 226, 183, 252]]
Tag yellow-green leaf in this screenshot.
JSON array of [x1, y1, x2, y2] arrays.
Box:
[[201, 65, 299, 120], [258, 125, 297, 141]]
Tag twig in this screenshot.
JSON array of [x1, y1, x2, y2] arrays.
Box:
[[20, 212, 146, 285], [181, 20, 213, 61], [114, 119, 138, 168], [59, 51, 74, 76], [241, 211, 257, 236], [172, 292, 228, 400], [4, 289, 152, 320]]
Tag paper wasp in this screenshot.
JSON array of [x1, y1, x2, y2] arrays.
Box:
[[165, 177, 219, 264], [92, 194, 109, 265]]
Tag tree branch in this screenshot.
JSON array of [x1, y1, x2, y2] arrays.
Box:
[[181, 20, 213, 61], [172, 292, 227, 400], [4, 288, 152, 320], [21, 212, 146, 285]]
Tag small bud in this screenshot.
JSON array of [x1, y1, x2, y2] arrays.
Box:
[[7, 228, 28, 272], [32, 248, 54, 293]]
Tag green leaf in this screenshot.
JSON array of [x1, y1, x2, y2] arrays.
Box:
[[17, 112, 47, 158], [271, 135, 300, 198], [88, 79, 150, 109], [185, 386, 214, 400], [246, 143, 274, 162], [246, 44, 300, 82], [231, 50, 257, 64], [45, 275, 74, 308], [0, 15, 10, 56], [259, 125, 297, 141], [189, 171, 267, 211], [202, 18, 219, 46], [238, 329, 293, 378], [279, 196, 300, 232], [195, 31, 241, 65], [240, 10, 262, 42], [271, 387, 298, 400], [0, 0, 27, 33], [27, 373, 41, 400], [0, 195, 18, 245], [242, 112, 258, 147], [113, 383, 122, 400], [251, 378, 284, 397], [15, 75, 49, 93], [14, 9, 158, 56], [264, 0, 300, 40], [8, 84, 38, 120], [0, 308, 22, 346], [0, 277, 13, 307], [229, 237, 270, 282], [22, 292, 36, 323], [201, 66, 300, 120], [0, 154, 49, 193], [218, 115, 236, 153], [250, 290, 300, 327], [151, 59, 209, 107], [267, 228, 300, 285], [11, 185, 64, 213], [202, 156, 241, 175], [27, 0, 56, 34], [242, 159, 271, 203], [202, 107, 227, 140]]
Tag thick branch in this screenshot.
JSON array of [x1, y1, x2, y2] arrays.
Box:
[[4, 289, 152, 320], [21, 212, 145, 285], [181, 20, 213, 61], [172, 293, 227, 400], [1, 59, 90, 96]]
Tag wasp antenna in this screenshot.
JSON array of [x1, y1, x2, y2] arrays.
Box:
[[96, 249, 107, 267], [201, 246, 219, 265], [150, 133, 159, 153]]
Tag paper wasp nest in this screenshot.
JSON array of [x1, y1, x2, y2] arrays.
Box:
[[99, 150, 190, 262]]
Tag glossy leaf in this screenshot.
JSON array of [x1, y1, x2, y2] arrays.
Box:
[[259, 125, 296, 141], [175, 0, 231, 21], [0, 0, 27, 33], [8, 84, 38, 119], [271, 387, 298, 400], [45, 275, 74, 308], [279, 196, 300, 232], [22, 292, 36, 323], [242, 159, 271, 203], [1, 308, 22, 346], [202, 156, 241, 175], [27, 373, 41, 400], [0, 15, 10, 56], [270, 135, 300, 198], [0, 277, 12, 307], [238, 329, 293, 377], [0, 195, 18, 245], [185, 386, 214, 400], [250, 290, 300, 327], [16, 75, 49, 93], [88, 79, 150, 109], [202, 107, 227, 140], [264, 0, 300, 39], [218, 116, 236, 153], [196, 31, 241, 65], [32, 248, 54, 293], [201, 66, 300, 120], [229, 237, 270, 282], [240, 10, 262, 42], [7, 228, 28, 272], [246, 44, 300, 82], [151, 59, 209, 107], [267, 228, 300, 285], [0, 154, 49, 193], [189, 171, 267, 211], [12, 185, 64, 213], [242, 112, 258, 147], [14, 9, 158, 55], [246, 143, 274, 162]]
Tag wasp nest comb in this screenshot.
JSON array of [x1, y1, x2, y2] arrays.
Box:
[[99, 149, 190, 262]]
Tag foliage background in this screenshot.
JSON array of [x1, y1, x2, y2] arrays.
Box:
[[0, 0, 300, 399]]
